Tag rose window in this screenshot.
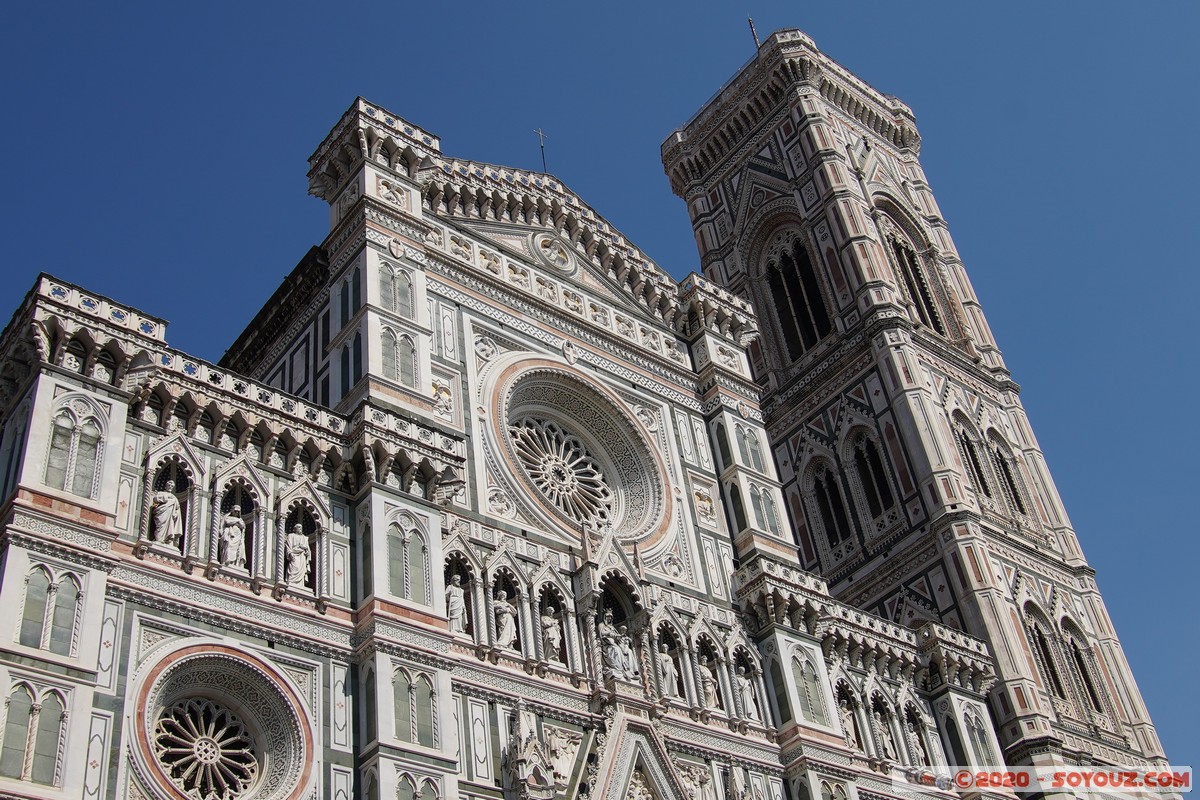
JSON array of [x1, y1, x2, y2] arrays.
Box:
[[154, 698, 258, 799], [509, 416, 613, 526]]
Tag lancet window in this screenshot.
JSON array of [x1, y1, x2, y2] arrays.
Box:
[[382, 330, 417, 388], [792, 656, 828, 726], [883, 219, 945, 335], [952, 419, 991, 499], [988, 436, 1027, 516], [387, 522, 429, 605]]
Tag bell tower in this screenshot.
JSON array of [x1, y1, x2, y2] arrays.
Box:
[[663, 29, 1166, 768]]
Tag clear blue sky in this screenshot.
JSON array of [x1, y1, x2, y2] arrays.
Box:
[[2, 1, 1194, 763]]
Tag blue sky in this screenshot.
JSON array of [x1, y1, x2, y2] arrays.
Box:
[[2, 1, 1195, 762]]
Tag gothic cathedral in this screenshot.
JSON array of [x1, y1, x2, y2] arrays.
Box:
[[0, 28, 1167, 800]]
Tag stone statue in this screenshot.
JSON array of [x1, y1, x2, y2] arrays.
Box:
[[219, 504, 246, 568], [284, 523, 312, 587], [494, 590, 517, 649], [699, 656, 720, 709], [446, 574, 468, 634], [907, 719, 930, 766], [657, 643, 678, 698], [598, 608, 623, 678], [617, 626, 639, 678], [874, 709, 898, 760], [736, 667, 760, 722], [151, 479, 183, 546], [839, 696, 862, 750], [541, 605, 562, 660], [544, 725, 582, 785]]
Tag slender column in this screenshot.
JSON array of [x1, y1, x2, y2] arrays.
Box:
[[208, 488, 224, 565]]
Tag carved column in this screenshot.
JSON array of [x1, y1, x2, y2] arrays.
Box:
[[208, 487, 224, 566]]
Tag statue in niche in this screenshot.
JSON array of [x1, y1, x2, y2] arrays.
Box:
[[839, 696, 863, 750], [736, 667, 760, 722], [284, 523, 312, 587], [541, 605, 562, 660], [150, 478, 183, 546], [446, 574, 468, 634], [699, 656, 720, 709], [219, 504, 247, 568], [874, 709, 898, 760], [657, 643, 679, 698], [494, 590, 518, 649], [906, 718, 930, 766], [617, 626, 639, 678], [598, 608, 621, 677]]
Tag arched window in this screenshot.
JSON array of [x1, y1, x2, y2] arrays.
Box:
[[44, 408, 102, 499], [414, 674, 436, 747], [19, 567, 51, 648], [1027, 616, 1066, 699], [420, 779, 438, 800], [887, 227, 945, 335], [989, 438, 1027, 515], [394, 669, 413, 742], [851, 435, 895, 520], [728, 485, 748, 532], [1064, 629, 1104, 713], [397, 777, 417, 800], [339, 346, 350, 395], [714, 422, 733, 469], [952, 421, 991, 498], [352, 332, 363, 384], [381, 265, 414, 318], [363, 770, 380, 800], [398, 336, 416, 388], [49, 575, 80, 656], [965, 712, 995, 766], [0, 685, 62, 785], [407, 532, 428, 604], [765, 235, 832, 361], [0, 685, 33, 778], [31, 692, 63, 785], [364, 669, 377, 742], [19, 568, 80, 657], [792, 657, 827, 725], [388, 528, 405, 598], [387, 523, 429, 604], [811, 465, 853, 547]]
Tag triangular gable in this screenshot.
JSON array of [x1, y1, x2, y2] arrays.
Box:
[[277, 477, 331, 526], [145, 432, 206, 483], [455, 217, 679, 330], [592, 714, 691, 800], [211, 452, 268, 500]]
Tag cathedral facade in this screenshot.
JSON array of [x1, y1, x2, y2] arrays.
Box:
[[0, 28, 1166, 800]]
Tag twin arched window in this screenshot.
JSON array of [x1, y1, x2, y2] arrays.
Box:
[[19, 567, 82, 657], [792, 657, 828, 726], [850, 435, 895, 521], [45, 407, 103, 499], [382, 330, 417, 388], [0, 684, 65, 785], [810, 464, 853, 548], [380, 264, 413, 318], [387, 524, 429, 604], [750, 485, 780, 535], [988, 438, 1027, 516], [394, 669, 437, 748], [736, 425, 766, 472], [764, 235, 832, 362], [952, 421, 991, 499]]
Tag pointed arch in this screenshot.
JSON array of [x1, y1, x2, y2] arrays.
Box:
[[951, 412, 991, 499], [792, 653, 828, 726], [44, 393, 106, 499], [18, 565, 52, 649]]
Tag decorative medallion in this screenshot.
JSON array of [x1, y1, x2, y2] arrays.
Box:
[[532, 233, 573, 272]]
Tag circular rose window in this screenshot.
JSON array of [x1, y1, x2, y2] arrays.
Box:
[[484, 356, 670, 547], [134, 646, 312, 800]]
